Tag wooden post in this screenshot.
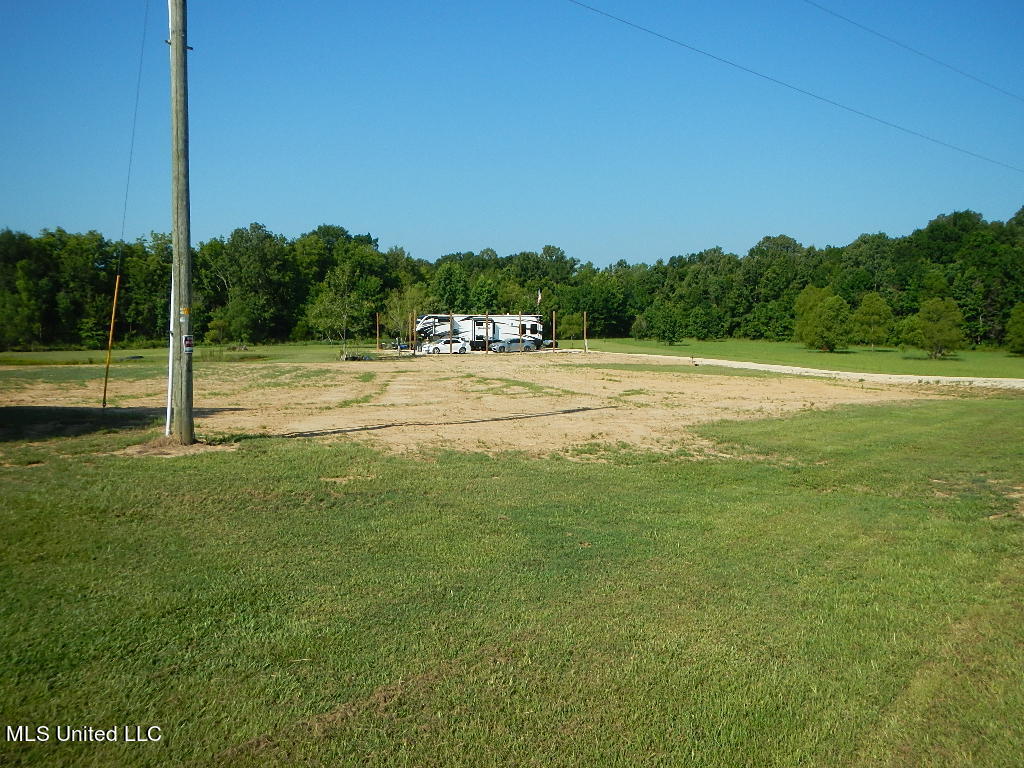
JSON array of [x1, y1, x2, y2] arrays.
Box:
[[169, 0, 194, 444]]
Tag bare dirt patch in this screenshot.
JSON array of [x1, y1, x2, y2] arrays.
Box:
[[2, 351, 942, 456], [115, 436, 239, 458]]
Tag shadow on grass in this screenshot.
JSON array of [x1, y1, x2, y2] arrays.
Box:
[[0, 406, 244, 442]]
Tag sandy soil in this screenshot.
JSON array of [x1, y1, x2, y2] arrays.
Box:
[[1, 351, 947, 456]]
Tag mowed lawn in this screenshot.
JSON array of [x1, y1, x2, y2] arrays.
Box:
[[1, 391, 1023, 766], [576, 338, 1024, 379]]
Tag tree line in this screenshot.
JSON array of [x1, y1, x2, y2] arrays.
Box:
[[2, 207, 1023, 354]]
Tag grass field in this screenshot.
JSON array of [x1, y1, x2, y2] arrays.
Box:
[[571, 338, 1024, 379], [0, 341, 378, 368], [3, 337, 1024, 380], [2, 355, 1023, 766]]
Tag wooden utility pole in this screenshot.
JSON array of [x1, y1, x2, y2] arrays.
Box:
[[169, 0, 194, 444]]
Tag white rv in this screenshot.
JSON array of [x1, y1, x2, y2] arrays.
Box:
[[416, 314, 543, 350]]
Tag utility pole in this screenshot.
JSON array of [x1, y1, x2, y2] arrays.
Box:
[[169, 0, 194, 444]]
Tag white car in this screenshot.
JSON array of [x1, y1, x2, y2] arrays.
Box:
[[424, 338, 469, 354]]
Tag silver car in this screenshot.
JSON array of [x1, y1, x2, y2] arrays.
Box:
[[489, 337, 536, 353]]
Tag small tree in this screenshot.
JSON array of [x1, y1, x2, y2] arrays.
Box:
[[558, 312, 583, 341], [805, 295, 852, 352], [306, 264, 378, 358], [1004, 302, 1024, 354], [383, 283, 428, 342], [645, 299, 684, 344], [897, 314, 923, 352], [77, 317, 106, 349], [630, 314, 650, 339], [912, 297, 966, 359], [205, 296, 258, 345], [687, 305, 723, 340], [851, 291, 894, 349], [793, 285, 833, 346]]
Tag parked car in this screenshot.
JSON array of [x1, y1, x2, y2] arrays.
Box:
[[489, 337, 536, 353], [424, 338, 469, 354]]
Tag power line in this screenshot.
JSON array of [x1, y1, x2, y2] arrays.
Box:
[[118, 0, 150, 243], [105, 0, 152, 410], [563, 0, 1024, 175], [799, 0, 1024, 105]]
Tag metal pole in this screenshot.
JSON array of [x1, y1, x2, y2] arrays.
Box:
[[169, 0, 194, 444], [552, 310, 557, 352], [583, 311, 589, 353]]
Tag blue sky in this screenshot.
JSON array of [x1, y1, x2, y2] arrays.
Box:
[[2, 0, 1021, 266]]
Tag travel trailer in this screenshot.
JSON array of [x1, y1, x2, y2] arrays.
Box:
[[416, 314, 543, 350]]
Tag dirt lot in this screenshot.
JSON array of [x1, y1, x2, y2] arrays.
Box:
[[2, 351, 941, 457]]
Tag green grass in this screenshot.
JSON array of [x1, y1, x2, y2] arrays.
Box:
[[570, 338, 1024, 378], [0, 346, 390, 396], [0, 341, 382, 367], [2, 394, 1023, 766], [9, 339, 1023, 379]]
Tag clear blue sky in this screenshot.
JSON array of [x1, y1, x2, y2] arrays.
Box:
[[2, 0, 1021, 266]]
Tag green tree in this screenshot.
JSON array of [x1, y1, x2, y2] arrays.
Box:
[[200, 223, 296, 342], [1002, 302, 1024, 354], [431, 261, 469, 312], [643, 298, 685, 344], [306, 263, 381, 357], [804, 295, 852, 352], [850, 291, 894, 349], [630, 314, 650, 339], [793, 285, 832, 346], [912, 297, 966, 359], [557, 312, 583, 340], [121, 234, 171, 342], [77, 317, 106, 349], [686, 305, 725, 340], [0, 230, 51, 348], [205, 297, 258, 345], [469, 277, 498, 313], [383, 283, 428, 342]]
